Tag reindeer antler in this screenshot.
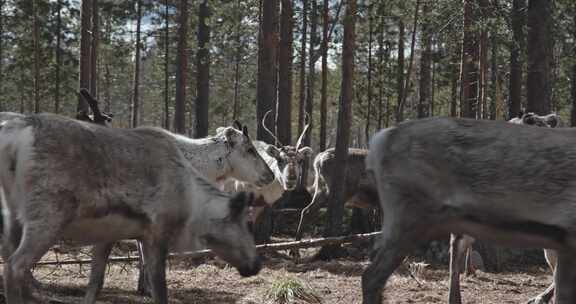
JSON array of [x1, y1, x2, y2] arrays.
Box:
[[79, 88, 112, 126], [262, 110, 282, 146], [296, 113, 310, 150]]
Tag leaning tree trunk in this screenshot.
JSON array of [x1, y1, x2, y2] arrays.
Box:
[[33, 0, 40, 113], [509, 0, 525, 119], [195, 0, 210, 138], [318, 0, 356, 261], [460, 0, 479, 119], [319, 0, 329, 151], [418, 0, 432, 119], [277, 0, 293, 145], [78, 0, 92, 116], [399, 0, 420, 120], [174, 0, 188, 134], [90, 0, 98, 97], [131, 0, 142, 128], [164, 0, 170, 129], [54, 0, 62, 113], [256, 0, 279, 144], [395, 19, 405, 123], [526, 0, 552, 115]]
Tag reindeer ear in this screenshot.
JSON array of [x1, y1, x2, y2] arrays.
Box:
[[298, 146, 313, 159], [545, 114, 560, 128], [266, 145, 281, 159], [229, 192, 250, 220], [242, 126, 250, 139], [233, 120, 243, 130]]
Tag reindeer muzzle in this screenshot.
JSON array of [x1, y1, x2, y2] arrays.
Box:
[[237, 255, 262, 277]]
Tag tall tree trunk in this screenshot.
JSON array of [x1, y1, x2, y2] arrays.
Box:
[[54, 0, 62, 113], [318, 0, 356, 260], [78, 0, 92, 116], [298, 0, 308, 136], [395, 19, 404, 122], [195, 0, 210, 138], [319, 0, 328, 151], [526, 0, 552, 115], [478, 0, 489, 119], [377, 15, 384, 129], [509, 0, 525, 119], [164, 0, 170, 129], [460, 0, 479, 119], [131, 0, 142, 128], [103, 15, 112, 114], [90, 0, 98, 97], [233, 0, 242, 121], [277, 0, 293, 145], [33, 0, 40, 113], [399, 0, 420, 120], [490, 30, 498, 120], [174, 0, 188, 134], [0, 0, 3, 111], [450, 42, 460, 117], [364, 1, 373, 143], [256, 0, 279, 143], [571, 9, 576, 127], [418, 1, 432, 119]]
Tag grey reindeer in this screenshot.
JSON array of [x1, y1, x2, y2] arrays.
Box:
[[0, 114, 261, 304], [362, 117, 576, 304]]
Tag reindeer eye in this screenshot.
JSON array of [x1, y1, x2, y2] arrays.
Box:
[[247, 147, 257, 155]]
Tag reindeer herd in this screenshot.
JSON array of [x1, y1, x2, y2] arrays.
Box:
[[0, 95, 570, 304]]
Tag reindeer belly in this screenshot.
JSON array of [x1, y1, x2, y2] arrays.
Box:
[[62, 215, 146, 244]]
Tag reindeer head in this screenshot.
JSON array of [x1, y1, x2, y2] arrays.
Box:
[[215, 123, 275, 187], [262, 111, 313, 191], [78, 89, 114, 127], [203, 192, 262, 277], [509, 112, 561, 128]]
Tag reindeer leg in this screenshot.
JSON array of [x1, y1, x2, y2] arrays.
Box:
[[448, 234, 475, 304], [136, 240, 152, 296], [527, 249, 557, 304], [83, 242, 114, 304], [553, 250, 576, 304], [4, 220, 61, 304], [141, 238, 169, 304]]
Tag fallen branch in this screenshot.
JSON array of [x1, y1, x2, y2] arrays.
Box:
[[27, 232, 382, 266]]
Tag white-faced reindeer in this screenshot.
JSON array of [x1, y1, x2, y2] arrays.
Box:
[[362, 117, 576, 304], [294, 148, 376, 242], [447, 112, 562, 304], [227, 111, 313, 221], [0, 114, 261, 304]]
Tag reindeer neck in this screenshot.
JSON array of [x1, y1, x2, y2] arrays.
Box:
[[171, 134, 233, 183]]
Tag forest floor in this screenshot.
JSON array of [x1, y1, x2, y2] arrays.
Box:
[[0, 242, 554, 304]]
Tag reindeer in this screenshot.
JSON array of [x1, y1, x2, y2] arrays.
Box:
[[226, 111, 313, 221], [294, 148, 373, 243], [0, 114, 261, 304], [447, 112, 562, 304], [362, 117, 576, 304], [77, 88, 114, 126]]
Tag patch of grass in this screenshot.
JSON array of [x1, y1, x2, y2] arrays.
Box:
[[266, 276, 322, 304]]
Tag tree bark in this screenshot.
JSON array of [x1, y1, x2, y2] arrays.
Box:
[[90, 0, 98, 97], [33, 0, 40, 113], [277, 0, 293, 145], [131, 0, 142, 128], [164, 0, 170, 129], [319, 0, 329, 151], [398, 0, 420, 121], [526, 0, 552, 115], [195, 0, 210, 138], [298, 0, 308, 137], [509, 0, 524, 119], [395, 19, 404, 122], [54, 0, 62, 113], [233, 0, 242, 121], [364, 1, 373, 143], [490, 29, 498, 120], [571, 9, 576, 127], [460, 0, 479, 119], [174, 0, 188, 134], [318, 0, 356, 260], [418, 1, 431, 119], [78, 0, 92, 116]]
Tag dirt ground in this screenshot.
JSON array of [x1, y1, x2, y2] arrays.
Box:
[[0, 245, 554, 304]]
